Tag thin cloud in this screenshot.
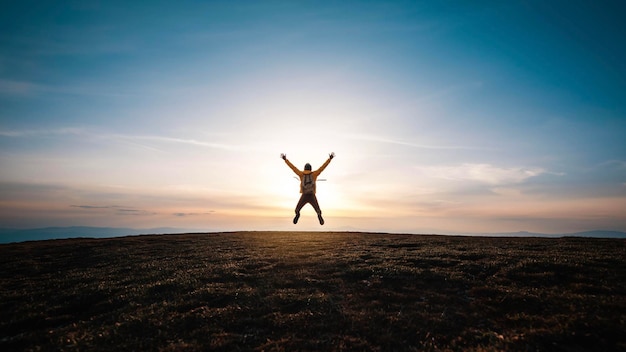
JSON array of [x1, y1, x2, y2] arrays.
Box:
[[0, 79, 40, 95], [70, 205, 118, 209], [106, 134, 242, 151], [0, 127, 87, 137], [598, 159, 626, 170], [173, 211, 214, 217], [348, 133, 487, 151], [115, 209, 156, 216], [70, 204, 155, 216], [416, 163, 547, 185], [0, 78, 136, 98], [0, 127, 242, 151]]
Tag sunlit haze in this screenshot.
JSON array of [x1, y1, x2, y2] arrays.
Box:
[[1, 1, 625, 234]]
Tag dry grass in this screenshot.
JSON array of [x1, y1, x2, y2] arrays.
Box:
[[1, 231, 625, 351]]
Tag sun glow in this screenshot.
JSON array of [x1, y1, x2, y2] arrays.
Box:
[[271, 173, 302, 212]]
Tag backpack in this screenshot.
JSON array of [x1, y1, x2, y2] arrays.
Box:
[[302, 173, 315, 194]]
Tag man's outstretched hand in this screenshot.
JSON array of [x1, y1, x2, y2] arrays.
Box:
[[280, 153, 286, 160], [329, 152, 335, 160]]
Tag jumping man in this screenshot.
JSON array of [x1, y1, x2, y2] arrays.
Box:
[[281, 152, 335, 225]]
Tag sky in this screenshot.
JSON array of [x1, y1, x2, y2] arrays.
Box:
[[1, 0, 625, 234]]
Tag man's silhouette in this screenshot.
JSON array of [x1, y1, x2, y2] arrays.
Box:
[[281, 152, 335, 225]]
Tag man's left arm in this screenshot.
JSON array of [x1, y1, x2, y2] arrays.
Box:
[[315, 152, 335, 175]]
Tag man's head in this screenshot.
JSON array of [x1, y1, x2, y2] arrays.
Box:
[[304, 163, 312, 171]]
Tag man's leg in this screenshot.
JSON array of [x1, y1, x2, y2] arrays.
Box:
[[293, 194, 309, 224], [309, 195, 324, 225]]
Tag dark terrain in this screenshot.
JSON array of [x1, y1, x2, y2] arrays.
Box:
[[1, 232, 624, 351]]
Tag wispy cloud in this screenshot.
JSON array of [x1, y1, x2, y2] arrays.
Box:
[[0, 127, 87, 137], [0, 78, 141, 98], [109, 135, 241, 151], [70, 204, 156, 216], [348, 133, 487, 150], [415, 163, 548, 185], [70, 205, 118, 209], [0, 127, 243, 151], [0, 79, 41, 95], [173, 211, 214, 217], [598, 159, 626, 170], [116, 209, 157, 216]]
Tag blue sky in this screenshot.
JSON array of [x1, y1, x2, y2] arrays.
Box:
[[1, 1, 625, 233]]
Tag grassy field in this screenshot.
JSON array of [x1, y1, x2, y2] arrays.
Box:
[[1, 231, 625, 351]]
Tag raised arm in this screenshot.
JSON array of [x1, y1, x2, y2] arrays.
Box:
[[314, 152, 335, 175], [281, 153, 302, 176]]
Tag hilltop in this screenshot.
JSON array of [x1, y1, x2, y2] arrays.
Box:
[[1, 232, 625, 351]]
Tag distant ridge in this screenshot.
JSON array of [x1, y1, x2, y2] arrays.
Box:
[[0, 226, 196, 244], [470, 230, 626, 239], [564, 230, 626, 238], [1, 227, 625, 244]]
